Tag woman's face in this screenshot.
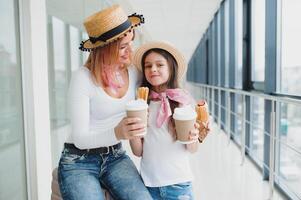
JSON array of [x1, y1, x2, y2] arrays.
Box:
[[144, 52, 170, 89], [118, 31, 134, 65]]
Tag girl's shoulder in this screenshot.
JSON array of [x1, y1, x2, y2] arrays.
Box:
[[175, 88, 195, 105]]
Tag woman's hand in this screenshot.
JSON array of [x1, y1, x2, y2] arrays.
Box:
[[114, 117, 146, 140]]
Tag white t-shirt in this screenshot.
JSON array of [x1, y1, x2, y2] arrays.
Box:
[[140, 101, 193, 187], [66, 66, 140, 149]]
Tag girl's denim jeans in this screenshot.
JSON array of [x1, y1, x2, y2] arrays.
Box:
[[147, 182, 194, 200], [58, 145, 152, 200]]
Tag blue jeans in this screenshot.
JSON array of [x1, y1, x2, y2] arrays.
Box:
[[58, 144, 152, 200], [147, 182, 194, 200]]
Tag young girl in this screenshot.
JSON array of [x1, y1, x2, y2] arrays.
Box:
[[130, 41, 201, 200]]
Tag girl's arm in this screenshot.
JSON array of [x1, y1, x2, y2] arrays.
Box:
[[186, 141, 198, 153], [129, 137, 144, 157]]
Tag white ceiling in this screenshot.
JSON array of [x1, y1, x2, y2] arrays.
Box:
[[46, 0, 222, 60], [126, 0, 222, 60], [46, 0, 108, 28]]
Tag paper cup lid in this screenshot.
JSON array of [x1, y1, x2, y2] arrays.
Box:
[[173, 105, 197, 120], [126, 99, 148, 111]]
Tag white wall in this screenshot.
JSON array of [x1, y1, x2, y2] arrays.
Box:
[[19, 0, 52, 199]]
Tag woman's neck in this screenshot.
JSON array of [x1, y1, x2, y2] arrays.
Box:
[[112, 63, 126, 72]]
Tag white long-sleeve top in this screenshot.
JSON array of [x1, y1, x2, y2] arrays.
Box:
[[66, 66, 140, 149]]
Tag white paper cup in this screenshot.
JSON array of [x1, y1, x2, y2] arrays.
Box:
[[173, 106, 197, 144]]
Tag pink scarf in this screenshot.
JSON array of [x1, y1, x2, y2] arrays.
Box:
[[150, 89, 192, 127]]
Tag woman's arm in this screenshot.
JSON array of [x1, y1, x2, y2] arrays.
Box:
[[186, 141, 198, 153], [129, 137, 144, 157], [70, 69, 145, 149]]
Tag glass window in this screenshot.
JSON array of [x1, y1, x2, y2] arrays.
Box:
[[220, 91, 226, 129], [70, 25, 81, 72], [276, 103, 301, 198], [235, 0, 243, 88], [232, 94, 243, 144], [278, 144, 301, 199], [49, 16, 69, 128], [209, 89, 213, 115], [217, 12, 221, 86], [205, 39, 209, 84], [224, 0, 230, 87], [0, 0, 27, 199], [251, 0, 265, 82], [214, 89, 218, 121], [249, 97, 265, 164], [81, 32, 89, 65], [280, 0, 301, 96]]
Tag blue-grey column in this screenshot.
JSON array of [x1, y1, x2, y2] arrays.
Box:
[[229, 0, 236, 135], [263, 0, 278, 180]]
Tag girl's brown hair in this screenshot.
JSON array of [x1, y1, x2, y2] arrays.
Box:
[[140, 48, 180, 139]]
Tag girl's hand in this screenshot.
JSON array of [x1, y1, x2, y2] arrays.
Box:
[[115, 117, 146, 140], [198, 121, 210, 142], [188, 122, 200, 142], [186, 123, 200, 153]]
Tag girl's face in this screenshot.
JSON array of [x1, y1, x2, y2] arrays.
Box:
[[118, 31, 134, 65], [144, 52, 170, 90]]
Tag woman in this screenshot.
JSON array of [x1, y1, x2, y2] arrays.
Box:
[[58, 5, 152, 200]]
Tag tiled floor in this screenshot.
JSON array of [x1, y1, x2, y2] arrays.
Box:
[[124, 122, 288, 200], [189, 123, 287, 200]]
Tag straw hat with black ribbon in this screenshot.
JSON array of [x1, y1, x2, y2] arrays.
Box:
[[79, 4, 144, 51], [133, 41, 187, 81]]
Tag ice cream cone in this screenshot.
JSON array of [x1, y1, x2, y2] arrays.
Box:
[[195, 100, 210, 142], [137, 87, 149, 101]]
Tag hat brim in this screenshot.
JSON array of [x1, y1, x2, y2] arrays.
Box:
[[133, 41, 187, 80], [81, 15, 143, 50]]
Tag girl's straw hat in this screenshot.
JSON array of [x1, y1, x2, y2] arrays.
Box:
[[133, 41, 187, 80], [79, 4, 144, 51]]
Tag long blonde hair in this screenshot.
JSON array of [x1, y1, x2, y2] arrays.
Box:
[[84, 30, 135, 88], [84, 40, 121, 87]]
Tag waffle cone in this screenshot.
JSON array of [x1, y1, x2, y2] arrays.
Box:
[[195, 100, 209, 122], [137, 87, 149, 101]]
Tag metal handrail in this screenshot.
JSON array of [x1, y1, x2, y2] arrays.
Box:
[[209, 96, 301, 157], [195, 83, 301, 155], [188, 82, 301, 200], [192, 82, 301, 106]]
